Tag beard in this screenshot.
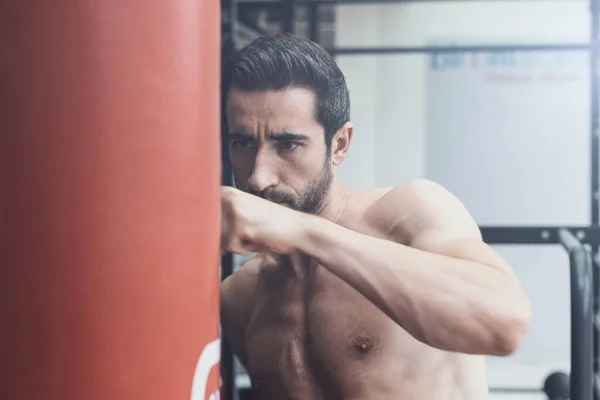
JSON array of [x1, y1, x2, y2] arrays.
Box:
[[245, 161, 333, 215]]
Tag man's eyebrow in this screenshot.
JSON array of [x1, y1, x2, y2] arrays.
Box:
[[228, 132, 254, 140], [267, 132, 310, 141], [228, 132, 310, 142]]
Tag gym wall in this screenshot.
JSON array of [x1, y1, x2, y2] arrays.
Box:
[[334, 0, 589, 390]]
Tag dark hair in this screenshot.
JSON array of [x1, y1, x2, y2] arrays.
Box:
[[224, 33, 350, 148]]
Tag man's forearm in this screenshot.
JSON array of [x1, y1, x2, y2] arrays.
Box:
[[295, 214, 530, 356]]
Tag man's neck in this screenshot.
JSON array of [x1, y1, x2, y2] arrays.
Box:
[[316, 180, 350, 224]]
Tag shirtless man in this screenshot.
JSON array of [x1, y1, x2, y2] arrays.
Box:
[[220, 33, 532, 400]]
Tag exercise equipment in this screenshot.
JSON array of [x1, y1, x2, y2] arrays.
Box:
[[1, 1, 221, 399], [493, 371, 570, 400], [543, 371, 570, 400]]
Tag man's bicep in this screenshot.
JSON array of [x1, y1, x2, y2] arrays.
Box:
[[412, 231, 518, 279]]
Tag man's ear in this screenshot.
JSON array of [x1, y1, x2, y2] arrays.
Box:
[[330, 122, 354, 166]]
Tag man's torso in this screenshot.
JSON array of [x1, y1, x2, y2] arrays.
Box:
[[221, 189, 489, 400]]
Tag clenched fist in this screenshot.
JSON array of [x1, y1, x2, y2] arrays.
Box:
[[221, 186, 305, 255]]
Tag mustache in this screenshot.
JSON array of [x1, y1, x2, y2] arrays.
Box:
[[249, 188, 295, 203]]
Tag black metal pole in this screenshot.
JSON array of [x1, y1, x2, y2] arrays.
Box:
[[559, 229, 595, 400], [570, 250, 595, 400], [307, 3, 319, 43], [480, 226, 600, 245], [592, 0, 599, 226], [282, 0, 296, 33], [220, 253, 236, 400], [591, 1, 600, 398], [327, 43, 591, 56], [242, 0, 558, 5], [221, 1, 237, 399], [559, 229, 585, 253]]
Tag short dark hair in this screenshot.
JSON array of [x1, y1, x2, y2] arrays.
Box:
[[224, 33, 350, 148]]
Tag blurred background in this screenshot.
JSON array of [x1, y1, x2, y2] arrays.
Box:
[[221, 1, 598, 399]]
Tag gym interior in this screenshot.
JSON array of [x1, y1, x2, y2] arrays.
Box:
[[2, 0, 598, 400], [222, 1, 599, 399]]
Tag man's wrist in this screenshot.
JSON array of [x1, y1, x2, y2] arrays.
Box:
[[291, 212, 327, 258]]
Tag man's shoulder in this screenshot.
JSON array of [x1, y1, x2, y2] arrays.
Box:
[[370, 178, 463, 215], [379, 178, 451, 202], [363, 179, 477, 243]]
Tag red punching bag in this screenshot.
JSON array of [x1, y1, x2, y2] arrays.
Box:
[[0, 1, 221, 399]]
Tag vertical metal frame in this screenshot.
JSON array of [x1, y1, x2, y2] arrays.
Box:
[[282, 0, 297, 33], [591, 2, 600, 399], [592, 0, 599, 226], [221, 1, 237, 400], [307, 3, 320, 42], [560, 230, 595, 400]]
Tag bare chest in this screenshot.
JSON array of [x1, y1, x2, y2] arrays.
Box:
[[243, 261, 421, 399]]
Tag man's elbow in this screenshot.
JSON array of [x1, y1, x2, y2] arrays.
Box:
[[490, 297, 532, 356]]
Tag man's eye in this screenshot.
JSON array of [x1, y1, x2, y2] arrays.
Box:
[[231, 140, 249, 149], [279, 141, 299, 151]]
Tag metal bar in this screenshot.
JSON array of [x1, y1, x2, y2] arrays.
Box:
[[594, 248, 600, 400], [221, 4, 235, 271], [592, 0, 599, 226], [220, 254, 237, 400], [221, 0, 237, 398], [282, 0, 296, 33], [480, 227, 600, 245], [307, 3, 319, 43], [222, 0, 237, 47], [559, 228, 585, 253], [237, 0, 478, 13], [594, 247, 600, 400], [489, 387, 541, 393], [310, 0, 555, 2], [238, 0, 558, 4], [238, 11, 269, 36], [328, 43, 592, 56], [563, 233, 594, 400], [238, 3, 280, 12], [590, 2, 600, 398], [236, 21, 264, 41]]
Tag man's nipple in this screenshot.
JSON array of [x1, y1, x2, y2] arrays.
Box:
[[352, 336, 375, 354]]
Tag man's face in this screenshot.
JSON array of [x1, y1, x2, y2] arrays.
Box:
[[226, 87, 332, 214]]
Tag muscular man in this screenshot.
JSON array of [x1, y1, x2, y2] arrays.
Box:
[[220, 33, 531, 400]]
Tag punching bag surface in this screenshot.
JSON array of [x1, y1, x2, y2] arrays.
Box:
[[1, 1, 221, 399]]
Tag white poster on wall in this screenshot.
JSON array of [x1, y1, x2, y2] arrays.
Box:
[[426, 45, 590, 226]]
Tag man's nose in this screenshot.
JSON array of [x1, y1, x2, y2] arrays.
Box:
[[248, 151, 278, 193]]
